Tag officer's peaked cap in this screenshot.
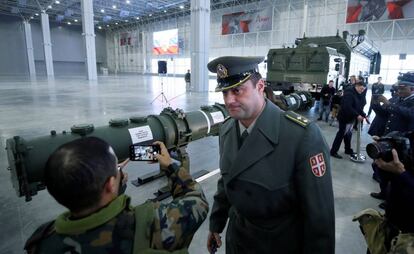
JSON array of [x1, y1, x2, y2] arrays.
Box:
[[398, 72, 414, 86], [207, 56, 264, 92]]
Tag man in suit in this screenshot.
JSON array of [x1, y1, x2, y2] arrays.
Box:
[[206, 56, 335, 254]]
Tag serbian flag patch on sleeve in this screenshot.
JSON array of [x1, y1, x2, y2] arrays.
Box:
[[310, 153, 326, 177]]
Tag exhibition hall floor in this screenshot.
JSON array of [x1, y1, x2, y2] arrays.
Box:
[[0, 74, 381, 253]]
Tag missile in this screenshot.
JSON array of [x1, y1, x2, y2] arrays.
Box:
[[6, 103, 228, 201]]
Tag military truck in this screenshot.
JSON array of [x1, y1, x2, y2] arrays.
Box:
[[266, 30, 381, 98]]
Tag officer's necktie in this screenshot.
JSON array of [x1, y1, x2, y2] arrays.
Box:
[[239, 130, 249, 149]]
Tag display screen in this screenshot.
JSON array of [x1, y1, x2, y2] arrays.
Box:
[[129, 145, 160, 161], [153, 29, 178, 55]]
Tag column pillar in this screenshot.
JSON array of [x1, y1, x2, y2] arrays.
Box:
[[81, 0, 98, 80], [302, 0, 308, 37], [23, 20, 36, 76], [41, 12, 54, 77], [142, 31, 147, 74], [190, 0, 210, 92]]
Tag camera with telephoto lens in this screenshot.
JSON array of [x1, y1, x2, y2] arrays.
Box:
[[366, 131, 414, 171]]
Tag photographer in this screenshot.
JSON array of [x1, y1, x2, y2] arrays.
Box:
[[354, 147, 414, 254], [369, 72, 414, 204], [25, 137, 208, 253]]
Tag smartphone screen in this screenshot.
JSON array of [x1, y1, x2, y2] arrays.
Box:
[[129, 144, 160, 161]]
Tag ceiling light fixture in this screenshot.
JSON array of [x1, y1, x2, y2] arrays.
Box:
[[74, 19, 78, 22], [35, 13, 39, 16], [100, 9, 105, 13], [135, 17, 139, 20], [47, 5, 52, 8], [115, 22, 118, 25], [125, 20, 128, 22], [67, 22, 71, 25], [98, 26, 102, 29], [149, 13, 152, 16], [112, 5, 116, 9], [179, 5, 184, 9], [164, 10, 167, 13], [106, 25, 109, 27], [55, 0, 60, 4], [30, 16, 34, 19], [126, 0, 130, 3]]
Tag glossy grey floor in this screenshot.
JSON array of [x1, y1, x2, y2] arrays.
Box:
[[0, 74, 381, 254]]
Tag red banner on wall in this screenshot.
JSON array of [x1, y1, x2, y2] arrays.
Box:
[[120, 33, 132, 46], [346, 0, 414, 23], [221, 9, 272, 35]]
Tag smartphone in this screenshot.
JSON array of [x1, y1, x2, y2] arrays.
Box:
[[129, 144, 160, 161]]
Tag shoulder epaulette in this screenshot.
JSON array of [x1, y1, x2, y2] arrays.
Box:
[[285, 111, 310, 128], [223, 116, 232, 123]]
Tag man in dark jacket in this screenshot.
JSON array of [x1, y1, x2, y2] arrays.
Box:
[[367, 76, 385, 116], [318, 80, 336, 122], [184, 69, 191, 91], [206, 56, 335, 254], [330, 81, 366, 159], [342, 75, 356, 91]]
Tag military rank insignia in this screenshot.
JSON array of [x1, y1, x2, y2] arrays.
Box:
[[216, 64, 228, 79], [285, 111, 309, 128], [310, 153, 326, 177]]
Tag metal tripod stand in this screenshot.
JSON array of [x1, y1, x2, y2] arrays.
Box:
[[151, 74, 170, 106]]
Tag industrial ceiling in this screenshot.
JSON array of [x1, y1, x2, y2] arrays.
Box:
[[0, 0, 264, 30]]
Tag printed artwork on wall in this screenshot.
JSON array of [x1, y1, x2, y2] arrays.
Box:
[[120, 32, 131, 46], [346, 0, 414, 23], [221, 8, 272, 35]]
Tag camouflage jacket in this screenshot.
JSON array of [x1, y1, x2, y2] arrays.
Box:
[[25, 163, 209, 254]]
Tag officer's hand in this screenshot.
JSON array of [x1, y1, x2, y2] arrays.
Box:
[[357, 115, 364, 122], [375, 149, 405, 175], [372, 135, 380, 141], [153, 141, 172, 169], [207, 232, 222, 253]]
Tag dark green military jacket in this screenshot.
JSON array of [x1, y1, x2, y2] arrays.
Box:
[[209, 100, 335, 254]]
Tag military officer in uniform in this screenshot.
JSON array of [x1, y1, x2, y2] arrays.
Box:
[[206, 56, 335, 254], [375, 72, 414, 134], [369, 72, 414, 204]]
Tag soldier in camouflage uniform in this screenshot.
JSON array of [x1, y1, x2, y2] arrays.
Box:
[[24, 137, 208, 254], [353, 149, 414, 254]]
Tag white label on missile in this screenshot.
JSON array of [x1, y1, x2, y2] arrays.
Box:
[[128, 125, 153, 144], [211, 111, 224, 124], [290, 97, 296, 104], [300, 94, 307, 102]]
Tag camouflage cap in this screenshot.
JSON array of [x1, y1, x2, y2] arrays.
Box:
[[397, 72, 414, 86], [207, 56, 264, 92]]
